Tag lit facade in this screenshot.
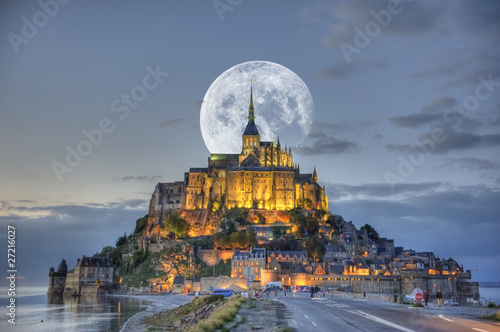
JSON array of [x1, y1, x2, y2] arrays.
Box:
[[231, 247, 266, 281], [158, 84, 329, 214]]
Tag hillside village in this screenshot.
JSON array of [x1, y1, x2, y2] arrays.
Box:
[[49, 86, 479, 302]]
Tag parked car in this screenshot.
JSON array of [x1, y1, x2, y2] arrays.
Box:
[[298, 286, 310, 292], [212, 288, 233, 297], [263, 285, 281, 292], [444, 300, 460, 307], [262, 281, 283, 291]]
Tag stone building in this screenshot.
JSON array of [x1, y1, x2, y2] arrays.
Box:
[[146, 84, 329, 235], [324, 245, 348, 261], [47, 256, 115, 296], [267, 250, 308, 265], [47, 259, 68, 295], [231, 247, 266, 281]]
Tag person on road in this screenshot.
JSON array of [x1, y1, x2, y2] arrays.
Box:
[[424, 290, 429, 306], [436, 290, 443, 307]]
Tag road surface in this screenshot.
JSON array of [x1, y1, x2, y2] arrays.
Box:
[[269, 291, 500, 332]]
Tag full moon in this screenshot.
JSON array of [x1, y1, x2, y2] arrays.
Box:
[[200, 61, 314, 153]]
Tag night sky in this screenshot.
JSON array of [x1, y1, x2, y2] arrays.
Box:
[[1, 0, 499, 286]]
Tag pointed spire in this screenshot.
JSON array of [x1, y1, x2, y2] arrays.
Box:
[[248, 79, 255, 121], [243, 80, 259, 136], [313, 166, 318, 182], [277, 137, 281, 147]]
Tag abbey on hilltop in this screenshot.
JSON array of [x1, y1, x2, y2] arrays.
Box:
[[146, 83, 329, 236]]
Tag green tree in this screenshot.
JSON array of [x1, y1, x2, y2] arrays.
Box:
[[220, 220, 236, 235], [303, 198, 314, 210], [246, 227, 258, 247], [284, 237, 300, 251], [327, 215, 345, 233], [134, 215, 149, 234], [272, 226, 282, 239], [304, 218, 319, 237], [116, 233, 128, 247], [305, 236, 325, 261], [291, 214, 307, 238], [224, 208, 248, 225], [163, 214, 189, 239], [360, 224, 379, 241]]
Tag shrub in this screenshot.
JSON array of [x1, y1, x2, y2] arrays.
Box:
[[486, 301, 496, 308]]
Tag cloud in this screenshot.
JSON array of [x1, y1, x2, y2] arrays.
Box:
[[313, 118, 381, 134], [389, 97, 458, 128], [305, 1, 447, 49], [390, 113, 443, 128], [438, 157, 500, 171], [306, 1, 499, 51], [318, 57, 388, 80], [113, 175, 163, 182], [451, 0, 500, 40], [418, 129, 500, 154], [385, 143, 412, 153], [412, 50, 500, 85], [0, 200, 148, 286], [386, 129, 500, 155], [329, 181, 447, 202], [159, 118, 188, 128], [295, 132, 360, 155]]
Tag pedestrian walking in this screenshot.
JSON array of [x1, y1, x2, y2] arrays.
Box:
[[424, 290, 429, 306], [436, 290, 443, 307]]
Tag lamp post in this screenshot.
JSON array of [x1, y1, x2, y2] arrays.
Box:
[[246, 266, 254, 299]]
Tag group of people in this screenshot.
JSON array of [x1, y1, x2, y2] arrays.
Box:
[[310, 285, 321, 298], [423, 289, 443, 307]]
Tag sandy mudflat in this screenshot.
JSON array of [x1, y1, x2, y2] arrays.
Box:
[[117, 294, 193, 332]]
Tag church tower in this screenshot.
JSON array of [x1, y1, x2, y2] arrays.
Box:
[[241, 80, 261, 164]]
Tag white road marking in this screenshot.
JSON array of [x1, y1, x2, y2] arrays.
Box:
[[327, 303, 349, 308], [304, 314, 309, 319], [348, 310, 415, 332], [438, 314, 453, 322], [472, 328, 490, 332], [312, 322, 317, 326]]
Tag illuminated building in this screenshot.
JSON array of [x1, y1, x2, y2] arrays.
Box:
[[148, 84, 329, 233]]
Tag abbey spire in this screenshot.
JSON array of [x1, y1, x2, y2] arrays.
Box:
[[248, 79, 255, 121], [241, 80, 261, 163], [243, 80, 259, 136]]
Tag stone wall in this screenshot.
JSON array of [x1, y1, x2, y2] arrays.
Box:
[[260, 269, 279, 288], [148, 239, 183, 253], [254, 270, 475, 300], [197, 249, 234, 267], [247, 210, 290, 224], [399, 270, 470, 298], [219, 250, 233, 262], [199, 276, 260, 293], [47, 274, 66, 295], [198, 249, 219, 266]]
